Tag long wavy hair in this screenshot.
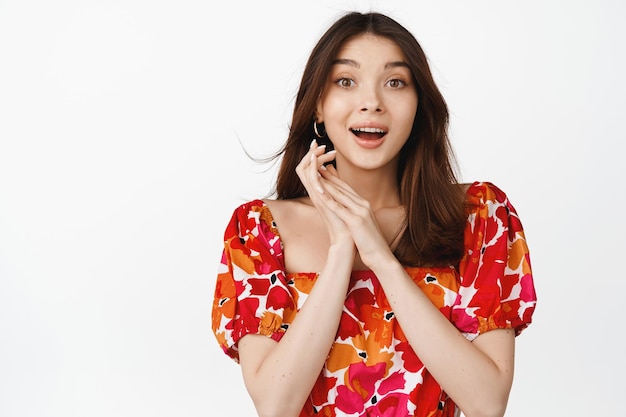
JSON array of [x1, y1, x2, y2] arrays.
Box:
[[271, 12, 466, 267]]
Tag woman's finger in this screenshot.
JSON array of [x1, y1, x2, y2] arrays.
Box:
[[308, 153, 325, 194], [319, 165, 362, 199], [319, 170, 368, 210], [295, 140, 328, 187], [319, 179, 366, 215]]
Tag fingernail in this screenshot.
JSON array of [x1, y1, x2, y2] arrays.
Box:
[[320, 164, 327, 170], [326, 149, 336, 154], [310, 139, 317, 149]]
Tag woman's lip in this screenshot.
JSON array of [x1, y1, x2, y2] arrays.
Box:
[[351, 131, 386, 149]]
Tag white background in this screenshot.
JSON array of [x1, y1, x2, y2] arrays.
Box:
[[1, 0, 624, 416]]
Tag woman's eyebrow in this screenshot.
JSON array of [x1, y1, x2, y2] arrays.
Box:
[[385, 61, 409, 70], [332, 58, 359, 68]]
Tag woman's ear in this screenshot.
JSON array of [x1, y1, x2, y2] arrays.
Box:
[[314, 101, 324, 124]]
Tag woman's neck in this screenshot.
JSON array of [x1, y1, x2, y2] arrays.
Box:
[[335, 163, 401, 211]]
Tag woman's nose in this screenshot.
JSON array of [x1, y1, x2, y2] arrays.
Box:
[[359, 85, 383, 113]]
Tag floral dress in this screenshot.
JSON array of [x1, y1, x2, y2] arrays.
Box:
[[211, 182, 537, 417]]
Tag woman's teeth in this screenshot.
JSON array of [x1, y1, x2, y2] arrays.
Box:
[[351, 127, 387, 139]]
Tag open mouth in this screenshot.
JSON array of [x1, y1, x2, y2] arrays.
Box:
[[350, 127, 387, 140]]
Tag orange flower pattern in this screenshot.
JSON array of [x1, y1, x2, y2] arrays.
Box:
[[211, 182, 537, 416]]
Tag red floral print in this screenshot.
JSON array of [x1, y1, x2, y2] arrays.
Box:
[[211, 182, 537, 416]]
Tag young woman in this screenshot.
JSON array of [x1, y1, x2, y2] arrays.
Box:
[[211, 11, 536, 417]]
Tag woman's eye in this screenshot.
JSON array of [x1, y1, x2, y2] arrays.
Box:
[[336, 78, 355, 88], [387, 79, 406, 88]]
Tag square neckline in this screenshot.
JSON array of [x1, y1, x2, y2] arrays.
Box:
[[255, 182, 482, 276]]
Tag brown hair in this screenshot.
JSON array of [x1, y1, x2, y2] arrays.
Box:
[[272, 12, 466, 266]]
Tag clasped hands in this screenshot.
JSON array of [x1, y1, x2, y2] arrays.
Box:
[[295, 139, 394, 270]]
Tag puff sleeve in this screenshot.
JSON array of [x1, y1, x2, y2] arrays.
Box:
[[211, 200, 293, 362], [452, 182, 537, 341]]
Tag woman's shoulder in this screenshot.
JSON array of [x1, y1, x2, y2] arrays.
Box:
[[223, 198, 279, 240], [228, 197, 306, 218], [463, 181, 511, 205], [261, 198, 329, 273], [262, 196, 313, 215], [227, 197, 317, 236], [262, 197, 321, 233], [461, 181, 526, 236]]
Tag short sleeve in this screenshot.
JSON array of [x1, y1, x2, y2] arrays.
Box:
[[452, 182, 537, 341], [211, 200, 293, 362]]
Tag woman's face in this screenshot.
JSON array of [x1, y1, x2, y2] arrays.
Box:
[[316, 34, 418, 172]]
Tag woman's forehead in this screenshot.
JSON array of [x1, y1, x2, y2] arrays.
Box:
[[335, 34, 407, 63]]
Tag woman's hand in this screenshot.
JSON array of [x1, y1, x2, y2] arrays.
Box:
[[295, 140, 353, 248], [316, 164, 396, 270]]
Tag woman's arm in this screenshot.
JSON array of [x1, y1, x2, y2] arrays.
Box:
[[238, 242, 354, 417], [237, 142, 356, 417], [316, 166, 516, 417], [372, 259, 514, 417]]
